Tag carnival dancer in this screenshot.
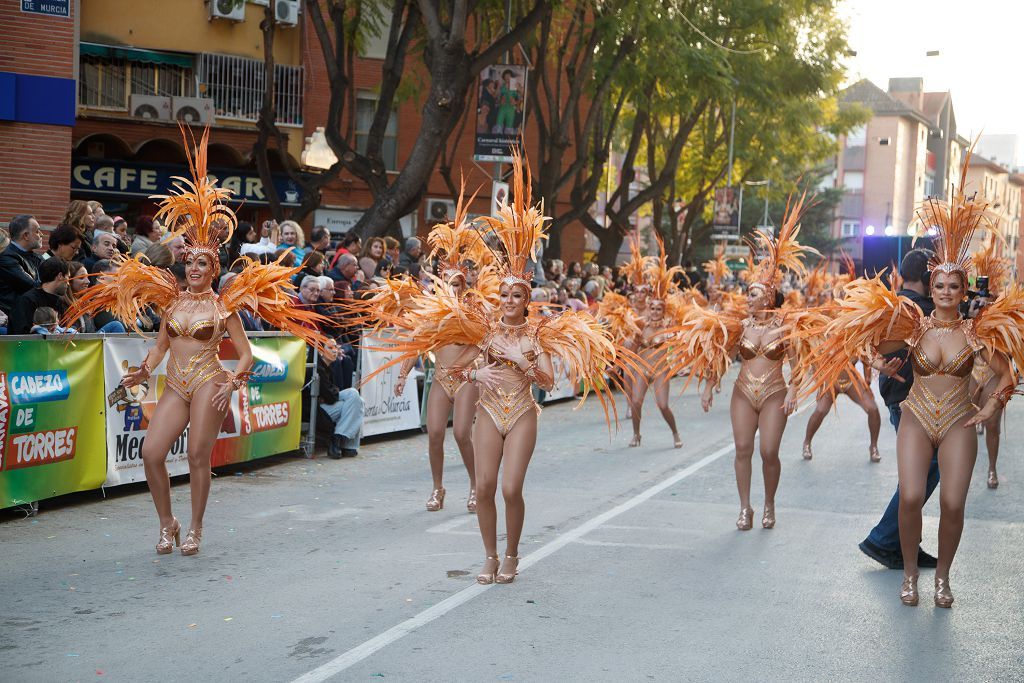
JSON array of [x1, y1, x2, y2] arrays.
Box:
[[368, 152, 619, 584], [801, 254, 883, 463], [665, 196, 817, 530], [800, 152, 1022, 607], [392, 200, 495, 512], [625, 238, 685, 448], [967, 237, 1013, 489], [64, 126, 326, 556]]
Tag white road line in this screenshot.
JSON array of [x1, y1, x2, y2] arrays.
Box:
[[425, 515, 475, 534], [291, 402, 813, 683], [572, 539, 686, 550]]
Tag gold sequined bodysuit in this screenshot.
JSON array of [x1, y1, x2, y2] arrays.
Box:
[[735, 319, 787, 410], [901, 317, 980, 447], [164, 291, 228, 403], [434, 365, 468, 400], [637, 320, 675, 380], [476, 323, 545, 437]]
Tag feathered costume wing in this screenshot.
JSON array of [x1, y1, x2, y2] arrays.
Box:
[[796, 273, 922, 399], [63, 253, 179, 334], [659, 305, 745, 388], [972, 283, 1024, 372], [620, 231, 655, 289], [596, 291, 643, 345]]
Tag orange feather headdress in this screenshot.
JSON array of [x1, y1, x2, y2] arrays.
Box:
[[703, 250, 730, 285], [153, 124, 235, 272], [476, 149, 549, 290], [619, 231, 655, 291], [748, 192, 818, 295], [916, 143, 998, 279], [643, 235, 682, 304], [427, 177, 490, 284]]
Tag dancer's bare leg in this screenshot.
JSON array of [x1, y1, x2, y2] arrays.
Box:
[[499, 412, 538, 575], [756, 392, 787, 508], [140, 390, 191, 527], [652, 374, 680, 444], [984, 409, 1002, 481], [935, 424, 977, 581], [185, 380, 229, 531], [730, 390, 759, 510], [895, 416, 935, 578], [473, 411, 504, 564], [803, 394, 832, 456], [453, 385, 478, 493], [629, 377, 650, 445], [425, 383, 455, 490], [851, 388, 882, 451]]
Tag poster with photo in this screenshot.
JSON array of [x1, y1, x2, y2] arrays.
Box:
[[474, 64, 528, 163]]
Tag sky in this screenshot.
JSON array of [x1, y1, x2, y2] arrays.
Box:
[[838, 0, 1024, 158]]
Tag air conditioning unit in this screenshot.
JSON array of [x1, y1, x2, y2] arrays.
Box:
[[209, 0, 245, 21], [130, 95, 172, 121], [275, 0, 299, 26], [172, 96, 215, 124], [426, 198, 456, 224]]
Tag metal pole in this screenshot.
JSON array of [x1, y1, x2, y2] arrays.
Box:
[[763, 179, 770, 229], [727, 97, 736, 188], [737, 184, 744, 236]]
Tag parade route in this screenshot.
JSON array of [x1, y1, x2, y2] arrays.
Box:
[[2, 378, 1023, 681]]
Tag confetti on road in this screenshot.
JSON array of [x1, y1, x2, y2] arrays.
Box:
[[224, 617, 233, 622], [188, 624, 197, 629], [66, 653, 80, 657]]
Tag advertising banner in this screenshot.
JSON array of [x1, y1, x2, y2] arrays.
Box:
[[0, 339, 106, 509], [102, 335, 306, 486], [359, 330, 421, 437], [474, 64, 528, 162], [712, 186, 741, 238]]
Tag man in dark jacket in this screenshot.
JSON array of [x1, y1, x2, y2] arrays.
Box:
[[859, 249, 939, 570], [9, 257, 70, 335], [0, 215, 43, 316]]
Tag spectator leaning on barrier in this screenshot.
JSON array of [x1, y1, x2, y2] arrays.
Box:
[[303, 338, 364, 459], [30, 306, 76, 335], [10, 256, 70, 334], [0, 214, 44, 316]]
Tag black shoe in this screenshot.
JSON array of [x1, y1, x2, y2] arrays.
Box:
[[916, 548, 938, 568], [341, 448, 358, 458], [328, 435, 344, 460], [858, 539, 902, 569]]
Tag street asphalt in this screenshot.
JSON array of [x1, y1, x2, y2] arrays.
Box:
[[2, 369, 1022, 682]]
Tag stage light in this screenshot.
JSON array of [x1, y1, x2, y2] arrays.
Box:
[[884, 225, 895, 236], [865, 225, 876, 236]]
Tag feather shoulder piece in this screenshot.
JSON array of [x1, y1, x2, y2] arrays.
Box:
[[61, 252, 178, 334], [219, 253, 329, 349], [797, 273, 922, 398], [660, 306, 744, 387], [972, 283, 1024, 371], [596, 291, 643, 344], [340, 275, 423, 333], [970, 237, 1012, 294]]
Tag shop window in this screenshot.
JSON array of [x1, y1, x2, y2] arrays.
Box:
[[198, 53, 303, 125], [356, 94, 398, 171]]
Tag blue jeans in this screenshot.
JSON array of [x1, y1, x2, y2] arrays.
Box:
[[99, 320, 126, 333], [865, 404, 941, 551], [319, 388, 363, 450]]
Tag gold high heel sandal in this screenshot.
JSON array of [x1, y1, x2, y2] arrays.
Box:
[[495, 555, 520, 584], [987, 470, 999, 489], [869, 445, 881, 463], [802, 444, 813, 460], [900, 573, 919, 606], [628, 434, 642, 448], [155, 518, 180, 555], [761, 505, 776, 529], [476, 556, 499, 585], [466, 489, 477, 513], [736, 507, 754, 531], [180, 528, 202, 556], [426, 487, 445, 512], [673, 433, 682, 449], [934, 577, 954, 608]]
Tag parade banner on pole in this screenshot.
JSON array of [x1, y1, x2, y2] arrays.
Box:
[[0, 338, 106, 509], [102, 334, 306, 486], [359, 330, 421, 437]]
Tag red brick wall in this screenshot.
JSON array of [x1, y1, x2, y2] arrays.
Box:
[[0, 0, 77, 228]]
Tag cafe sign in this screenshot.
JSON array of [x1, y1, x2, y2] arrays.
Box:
[[71, 158, 305, 207]]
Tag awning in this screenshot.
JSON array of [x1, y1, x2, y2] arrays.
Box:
[[80, 43, 193, 69]]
